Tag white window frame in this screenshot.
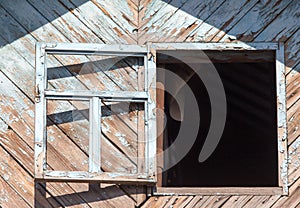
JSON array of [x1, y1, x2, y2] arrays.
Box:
[[34, 43, 156, 184], [151, 42, 288, 195]]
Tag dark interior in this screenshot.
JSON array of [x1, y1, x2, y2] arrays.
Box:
[[157, 50, 278, 187]]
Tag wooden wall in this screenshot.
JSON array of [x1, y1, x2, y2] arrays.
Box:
[[0, 0, 299, 207]]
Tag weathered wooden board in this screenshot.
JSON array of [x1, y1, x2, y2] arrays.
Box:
[[218, 0, 292, 42], [0, 178, 32, 208], [58, 0, 136, 44], [288, 136, 300, 185], [139, 0, 227, 43], [0, 146, 60, 207], [287, 99, 300, 145], [26, 0, 104, 43], [1, 0, 300, 207]]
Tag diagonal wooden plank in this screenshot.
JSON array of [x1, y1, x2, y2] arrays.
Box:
[[141, 196, 172, 208], [285, 29, 299, 74], [254, 0, 299, 42], [242, 195, 281, 208], [184, 0, 255, 42], [271, 187, 300, 208], [139, 0, 227, 43], [220, 196, 253, 208], [0, 177, 32, 208], [199, 196, 230, 208], [196, 0, 260, 42], [288, 136, 300, 185], [0, 124, 99, 208], [287, 99, 300, 146], [0, 146, 60, 207], [59, 0, 136, 44], [218, 0, 292, 42], [26, 0, 104, 43]]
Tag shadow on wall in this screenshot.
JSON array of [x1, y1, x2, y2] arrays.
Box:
[[145, 0, 298, 69], [34, 182, 144, 207], [0, 0, 89, 46]]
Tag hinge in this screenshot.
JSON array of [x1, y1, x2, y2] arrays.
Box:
[[35, 84, 41, 103]]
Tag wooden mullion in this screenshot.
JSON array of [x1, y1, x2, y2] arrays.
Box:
[[137, 57, 146, 175], [45, 90, 148, 102], [146, 44, 157, 181], [89, 97, 101, 173]]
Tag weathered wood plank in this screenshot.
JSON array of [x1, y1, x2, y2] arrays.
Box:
[[184, 0, 256, 42], [196, 0, 260, 42], [254, 0, 299, 42], [218, 0, 292, 42], [285, 29, 300, 72], [271, 187, 300, 208], [26, 0, 104, 43], [141, 196, 172, 208], [0, 147, 59, 207], [287, 98, 300, 146], [0, 123, 34, 174], [288, 136, 300, 185], [58, 0, 136, 44], [242, 195, 281, 208], [183, 196, 206, 208], [139, 0, 227, 43], [194, 196, 230, 208], [162, 196, 193, 208], [91, 0, 139, 29], [286, 65, 300, 110], [0, 178, 32, 208], [221, 196, 253, 208]]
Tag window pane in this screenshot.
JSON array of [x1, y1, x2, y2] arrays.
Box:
[[46, 100, 89, 171], [101, 101, 145, 174], [46, 54, 144, 91]]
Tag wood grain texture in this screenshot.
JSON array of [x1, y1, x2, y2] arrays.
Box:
[[0, 0, 299, 207]]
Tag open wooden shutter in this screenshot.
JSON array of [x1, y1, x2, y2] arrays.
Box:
[[34, 43, 156, 184]]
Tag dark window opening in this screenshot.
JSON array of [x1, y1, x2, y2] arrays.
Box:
[[157, 50, 278, 187]]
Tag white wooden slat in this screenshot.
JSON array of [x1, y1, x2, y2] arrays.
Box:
[[45, 90, 148, 102], [151, 42, 278, 50], [44, 42, 147, 55], [34, 42, 47, 178], [146, 43, 157, 180], [276, 43, 288, 195], [89, 97, 101, 173], [41, 171, 156, 184]]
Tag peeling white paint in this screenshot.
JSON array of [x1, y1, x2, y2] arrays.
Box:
[[0, 119, 8, 132], [3, 174, 10, 181], [27, 109, 34, 118], [115, 132, 130, 147]]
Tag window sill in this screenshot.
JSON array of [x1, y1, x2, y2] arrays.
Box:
[[153, 187, 284, 196]]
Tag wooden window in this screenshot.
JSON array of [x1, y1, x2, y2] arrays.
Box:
[[34, 43, 156, 184], [152, 42, 288, 195]]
